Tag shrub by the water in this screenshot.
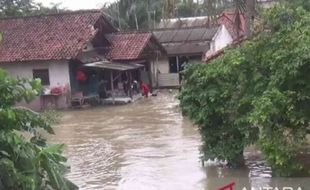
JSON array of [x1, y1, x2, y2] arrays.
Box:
[[0, 69, 76, 189], [179, 3, 310, 176]]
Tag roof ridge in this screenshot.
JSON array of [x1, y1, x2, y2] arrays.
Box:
[[160, 15, 211, 21], [153, 25, 220, 31], [0, 9, 102, 20], [108, 31, 153, 35]]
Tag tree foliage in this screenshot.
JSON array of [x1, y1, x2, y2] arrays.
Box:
[[0, 0, 35, 17], [0, 69, 76, 189], [0, 0, 67, 18], [102, 0, 163, 30], [102, 0, 245, 30], [179, 3, 310, 176]]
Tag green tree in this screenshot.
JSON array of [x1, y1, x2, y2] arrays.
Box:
[[102, 0, 256, 32], [0, 0, 36, 17], [0, 0, 67, 18], [103, 0, 163, 30], [0, 69, 76, 189], [35, 3, 67, 15], [102, 0, 245, 30], [179, 3, 310, 176]]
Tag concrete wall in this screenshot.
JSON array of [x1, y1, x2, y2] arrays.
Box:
[[149, 56, 170, 88], [0, 61, 71, 111], [213, 25, 233, 52], [158, 57, 169, 74], [156, 56, 181, 88], [206, 25, 233, 58], [150, 60, 157, 88]]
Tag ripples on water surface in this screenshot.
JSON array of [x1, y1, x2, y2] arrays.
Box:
[[50, 91, 310, 190]]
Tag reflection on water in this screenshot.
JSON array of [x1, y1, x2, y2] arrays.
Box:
[[49, 91, 310, 190]]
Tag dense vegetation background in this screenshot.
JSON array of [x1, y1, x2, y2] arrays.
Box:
[[179, 0, 310, 176], [0, 1, 76, 189], [0, 0, 66, 18], [102, 0, 248, 30]]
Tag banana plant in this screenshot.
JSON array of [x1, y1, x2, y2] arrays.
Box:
[[0, 69, 77, 190]]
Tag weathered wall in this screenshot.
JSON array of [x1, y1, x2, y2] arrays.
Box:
[[158, 57, 170, 74], [0, 61, 71, 111], [156, 57, 181, 88], [205, 25, 233, 58], [150, 60, 157, 88], [213, 25, 233, 52]]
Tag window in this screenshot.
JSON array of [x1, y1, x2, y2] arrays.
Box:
[[33, 69, 50, 86]]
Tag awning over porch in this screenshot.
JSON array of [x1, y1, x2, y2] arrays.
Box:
[[84, 60, 144, 71], [83, 60, 143, 104]]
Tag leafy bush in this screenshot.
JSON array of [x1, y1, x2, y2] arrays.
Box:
[[179, 4, 310, 176], [0, 69, 76, 189]]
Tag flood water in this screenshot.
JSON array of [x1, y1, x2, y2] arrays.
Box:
[[50, 91, 310, 190]]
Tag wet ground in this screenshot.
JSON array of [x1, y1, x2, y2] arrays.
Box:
[[49, 91, 310, 190]]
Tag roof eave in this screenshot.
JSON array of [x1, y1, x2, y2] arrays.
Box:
[[0, 58, 71, 65]]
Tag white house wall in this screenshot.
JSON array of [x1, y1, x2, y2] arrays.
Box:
[[214, 25, 233, 52], [0, 61, 71, 110], [206, 25, 233, 58], [158, 58, 170, 74]]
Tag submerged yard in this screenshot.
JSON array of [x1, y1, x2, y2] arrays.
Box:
[[49, 92, 310, 190]]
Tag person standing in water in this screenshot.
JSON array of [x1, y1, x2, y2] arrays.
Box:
[[132, 80, 140, 94], [140, 81, 149, 98]]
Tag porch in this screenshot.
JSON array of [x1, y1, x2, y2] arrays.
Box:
[[69, 59, 146, 107], [83, 60, 144, 105]]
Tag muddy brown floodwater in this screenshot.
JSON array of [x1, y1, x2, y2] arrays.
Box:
[[49, 91, 310, 190]]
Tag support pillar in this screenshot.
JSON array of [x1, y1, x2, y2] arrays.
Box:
[[176, 56, 180, 72], [110, 71, 115, 104], [129, 71, 133, 99]]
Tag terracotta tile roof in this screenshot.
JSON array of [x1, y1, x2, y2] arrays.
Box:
[[217, 10, 246, 40], [0, 10, 105, 63], [104, 32, 165, 60]]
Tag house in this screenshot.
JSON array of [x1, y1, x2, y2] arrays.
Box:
[[0, 10, 165, 110], [217, 1, 278, 40], [153, 18, 233, 87], [204, 2, 275, 63], [103, 32, 166, 90]]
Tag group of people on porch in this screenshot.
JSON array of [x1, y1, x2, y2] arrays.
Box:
[[76, 68, 150, 99]]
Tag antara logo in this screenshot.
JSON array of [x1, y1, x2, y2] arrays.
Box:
[[219, 182, 303, 190], [242, 187, 303, 190], [218, 182, 235, 190]]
